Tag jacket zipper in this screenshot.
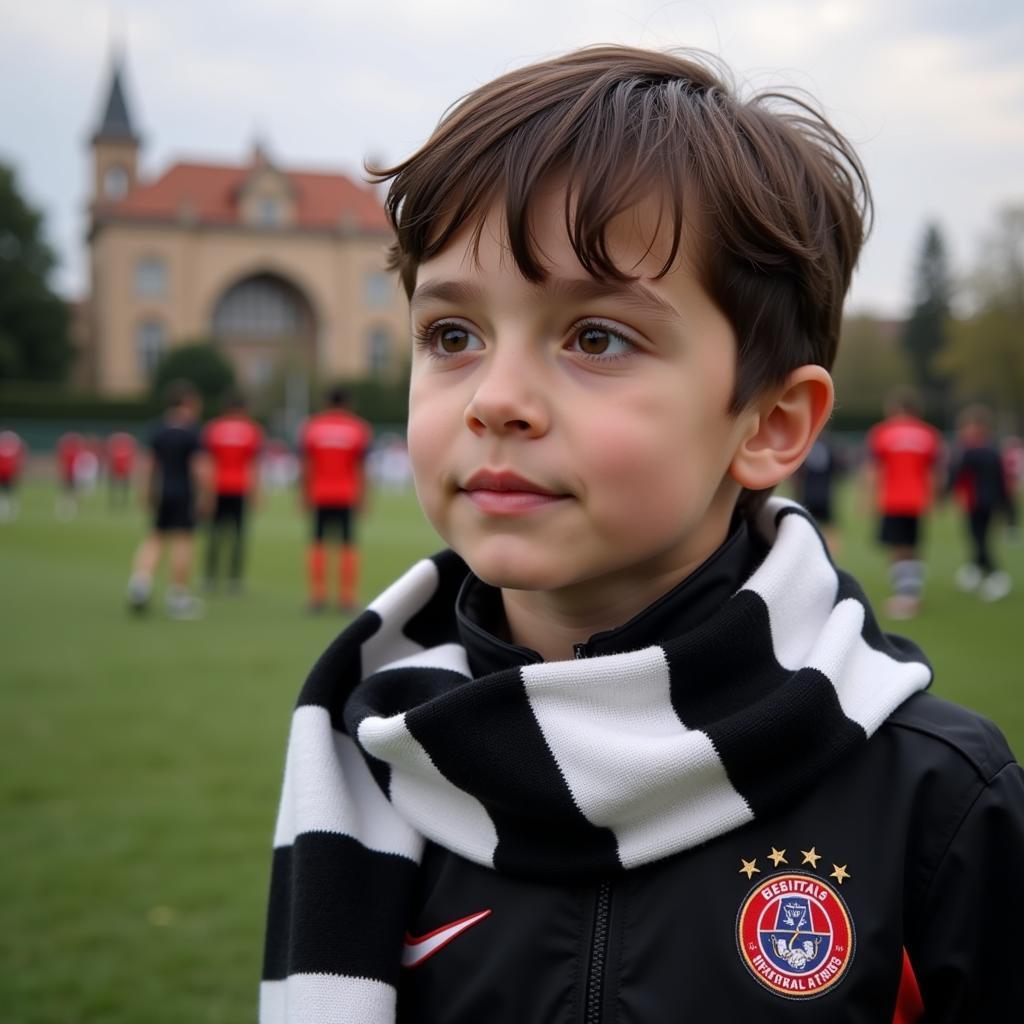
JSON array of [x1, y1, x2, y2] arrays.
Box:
[[575, 641, 612, 1024], [584, 880, 613, 1024]]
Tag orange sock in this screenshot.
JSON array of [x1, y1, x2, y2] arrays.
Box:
[[308, 543, 326, 605], [340, 545, 359, 608]]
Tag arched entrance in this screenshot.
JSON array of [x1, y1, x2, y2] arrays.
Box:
[[211, 273, 316, 393]]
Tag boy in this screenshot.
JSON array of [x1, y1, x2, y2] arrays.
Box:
[[261, 47, 1024, 1022], [793, 430, 844, 554], [126, 380, 210, 619], [299, 386, 372, 612], [863, 390, 944, 619], [0, 429, 25, 522], [106, 430, 138, 510], [202, 390, 264, 593], [949, 403, 1013, 600], [54, 429, 85, 520]]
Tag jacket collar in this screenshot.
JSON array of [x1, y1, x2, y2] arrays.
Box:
[[455, 519, 766, 676]]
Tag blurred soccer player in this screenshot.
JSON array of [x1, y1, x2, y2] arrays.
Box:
[[126, 380, 211, 619], [949, 404, 1014, 601], [202, 391, 264, 593], [299, 386, 372, 612], [107, 431, 137, 509], [55, 430, 86, 520], [793, 430, 844, 554], [864, 390, 944, 619], [0, 429, 26, 522]]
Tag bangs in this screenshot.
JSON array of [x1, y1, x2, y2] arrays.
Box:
[[372, 52, 724, 296]]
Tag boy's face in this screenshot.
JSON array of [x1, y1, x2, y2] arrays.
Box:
[[407, 185, 757, 599]]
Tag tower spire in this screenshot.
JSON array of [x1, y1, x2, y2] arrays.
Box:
[[92, 53, 139, 145]]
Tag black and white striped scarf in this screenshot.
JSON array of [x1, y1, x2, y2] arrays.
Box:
[[260, 499, 931, 1023]]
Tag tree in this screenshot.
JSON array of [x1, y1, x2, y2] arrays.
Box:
[[940, 206, 1024, 430], [902, 223, 953, 424], [152, 340, 236, 413], [0, 162, 72, 381], [832, 314, 912, 428]]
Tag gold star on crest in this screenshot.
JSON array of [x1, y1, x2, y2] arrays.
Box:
[[830, 864, 851, 885], [739, 858, 761, 879], [767, 847, 788, 867], [801, 847, 822, 868]]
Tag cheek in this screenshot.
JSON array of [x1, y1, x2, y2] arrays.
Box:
[[406, 402, 449, 501], [581, 400, 692, 486], [579, 401, 720, 525]]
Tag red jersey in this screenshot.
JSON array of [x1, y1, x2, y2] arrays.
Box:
[[204, 413, 265, 496], [0, 431, 25, 482], [107, 432, 137, 478], [56, 432, 86, 482], [867, 415, 943, 516], [301, 410, 372, 506]]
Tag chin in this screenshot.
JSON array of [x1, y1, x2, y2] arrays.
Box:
[[464, 560, 551, 592], [459, 544, 568, 593]]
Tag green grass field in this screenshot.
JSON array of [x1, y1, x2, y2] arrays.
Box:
[[2, 480, 1021, 1023]]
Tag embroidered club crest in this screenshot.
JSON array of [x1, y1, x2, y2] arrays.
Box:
[[736, 871, 854, 998]]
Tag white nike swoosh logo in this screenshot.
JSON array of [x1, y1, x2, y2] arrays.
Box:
[[401, 909, 492, 968]]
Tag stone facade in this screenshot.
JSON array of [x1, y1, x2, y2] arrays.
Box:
[[84, 59, 408, 398]]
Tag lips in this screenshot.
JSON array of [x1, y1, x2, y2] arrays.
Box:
[[462, 470, 558, 495], [460, 470, 568, 515]]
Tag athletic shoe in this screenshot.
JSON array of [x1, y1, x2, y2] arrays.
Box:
[[954, 564, 983, 593], [166, 592, 204, 620], [127, 576, 152, 614], [884, 594, 920, 620], [307, 600, 327, 615], [980, 571, 1012, 602]]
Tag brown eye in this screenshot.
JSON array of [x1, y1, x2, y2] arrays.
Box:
[[579, 327, 611, 354], [572, 324, 634, 358], [435, 326, 483, 354]]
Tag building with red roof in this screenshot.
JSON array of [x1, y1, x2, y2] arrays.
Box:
[[83, 56, 407, 398]]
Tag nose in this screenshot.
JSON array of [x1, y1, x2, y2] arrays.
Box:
[[464, 348, 550, 438]]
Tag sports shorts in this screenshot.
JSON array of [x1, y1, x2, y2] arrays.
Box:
[[155, 495, 196, 533], [314, 505, 356, 543], [879, 514, 920, 549], [213, 493, 246, 527], [805, 500, 833, 526]]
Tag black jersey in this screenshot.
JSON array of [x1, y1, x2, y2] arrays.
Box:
[[150, 421, 201, 501], [949, 442, 1010, 513]]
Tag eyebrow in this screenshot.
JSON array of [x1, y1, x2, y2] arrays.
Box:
[[409, 276, 682, 324]]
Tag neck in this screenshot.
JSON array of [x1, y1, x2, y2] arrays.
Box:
[[500, 528, 731, 662]]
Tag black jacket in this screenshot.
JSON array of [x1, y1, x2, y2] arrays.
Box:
[[400, 692, 1024, 1022], [261, 504, 1024, 1024]]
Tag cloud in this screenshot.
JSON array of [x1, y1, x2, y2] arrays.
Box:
[[0, 0, 1021, 311]]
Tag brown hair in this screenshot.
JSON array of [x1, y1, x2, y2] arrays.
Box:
[[163, 378, 200, 411], [372, 46, 871, 510], [957, 402, 993, 433]]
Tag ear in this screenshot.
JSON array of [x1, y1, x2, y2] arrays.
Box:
[[729, 366, 834, 491]]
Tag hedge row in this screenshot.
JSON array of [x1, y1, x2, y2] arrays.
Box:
[[0, 384, 159, 421], [0, 377, 410, 428]]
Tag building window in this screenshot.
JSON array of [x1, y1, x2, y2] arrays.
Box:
[[213, 275, 302, 336], [103, 165, 129, 200], [365, 271, 392, 309], [246, 355, 274, 390], [135, 257, 167, 298], [258, 197, 281, 227], [367, 328, 391, 376], [137, 319, 166, 377]]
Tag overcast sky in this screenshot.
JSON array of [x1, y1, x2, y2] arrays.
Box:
[[1, 0, 1022, 317]]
